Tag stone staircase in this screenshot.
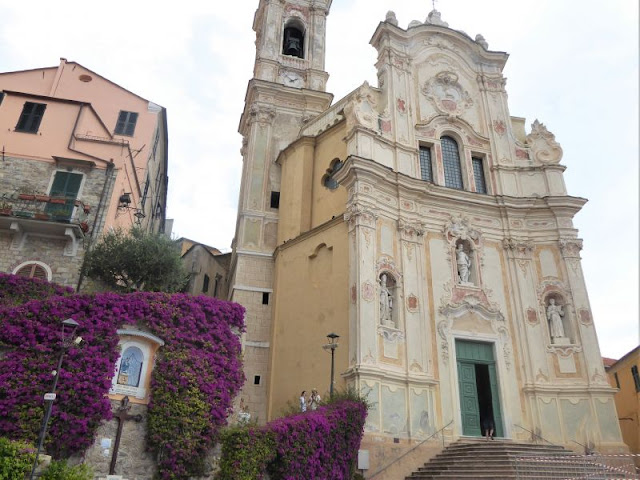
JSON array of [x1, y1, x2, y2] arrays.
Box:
[[405, 439, 635, 480]]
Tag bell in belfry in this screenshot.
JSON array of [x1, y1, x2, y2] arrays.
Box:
[[284, 31, 303, 58]]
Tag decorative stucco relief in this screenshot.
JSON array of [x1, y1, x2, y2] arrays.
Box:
[[503, 238, 534, 276], [422, 71, 473, 117], [344, 203, 378, 228], [248, 104, 276, 124], [343, 82, 380, 133], [526, 307, 539, 325], [406, 294, 419, 312], [526, 120, 563, 164], [558, 239, 583, 258], [578, 309, 592, 326], [492, 120, 506, 136], [377, 256, 402, 280], [361, 281, 375, 302]]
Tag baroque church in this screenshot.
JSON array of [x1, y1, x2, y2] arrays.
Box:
[[228, 0, 624, 469]]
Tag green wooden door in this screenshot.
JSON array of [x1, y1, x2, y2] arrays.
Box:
[[455, 340, 503, 437], [457, 361, 481, 436], [488, 364, 504, 437], [46, 172, 82, 220]]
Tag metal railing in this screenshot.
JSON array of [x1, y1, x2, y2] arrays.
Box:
[[513, 453, 640, 479], [513, 423, 561, 447], [367, 420, 453, 479], [0, 193, 90, 227]]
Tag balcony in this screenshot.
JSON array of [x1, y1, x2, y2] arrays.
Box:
[[0, 193, 91, 257]]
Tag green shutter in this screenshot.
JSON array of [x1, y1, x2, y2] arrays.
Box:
[[46, 172, 82, 220]]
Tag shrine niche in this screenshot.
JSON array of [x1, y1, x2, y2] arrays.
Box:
[[538, 282, 575, 346], [110, 329, 164, 401]]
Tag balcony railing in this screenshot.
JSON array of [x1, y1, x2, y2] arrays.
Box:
[[0, 193, 91, 230]]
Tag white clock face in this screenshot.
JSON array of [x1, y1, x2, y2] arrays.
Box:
[[282, 71, 303, 88]]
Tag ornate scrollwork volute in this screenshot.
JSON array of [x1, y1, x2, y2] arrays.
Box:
[[248, 104, 276, 125], [558, 239, 583, 259], [343, 82, 380, 134], [526, 119, 563, 164], [437, 320, 450, 365], [344, 203, 378, 229]]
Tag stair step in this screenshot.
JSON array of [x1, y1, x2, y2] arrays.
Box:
[[404, 439, 613, 480]]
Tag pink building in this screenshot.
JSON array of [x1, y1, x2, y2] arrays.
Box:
[[0, 58, 168, 288]]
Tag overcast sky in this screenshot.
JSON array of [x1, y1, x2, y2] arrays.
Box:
[[0, 0, 637, 359]]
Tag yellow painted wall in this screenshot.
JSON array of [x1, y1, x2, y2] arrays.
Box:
[[606, 347, 640, 455], [268, 219, 349, 420], [277, 123, 347, 245]]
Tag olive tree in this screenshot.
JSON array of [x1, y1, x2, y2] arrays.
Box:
[[83, 227, 188, 292]]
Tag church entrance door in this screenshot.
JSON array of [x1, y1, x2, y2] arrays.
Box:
[[455, 340, 504, 437]]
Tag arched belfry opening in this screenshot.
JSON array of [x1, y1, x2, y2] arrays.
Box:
[[283, 19, 305, 58]]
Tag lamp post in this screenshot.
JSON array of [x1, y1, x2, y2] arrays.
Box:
[[29, 318, 81, 480], [322, 333, 339, 398]]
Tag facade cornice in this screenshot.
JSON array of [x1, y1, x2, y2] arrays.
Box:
[[369, 21, 508, 70], [239, 78, 333, 133]]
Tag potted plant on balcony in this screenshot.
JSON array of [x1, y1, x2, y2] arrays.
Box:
[[34, 212, 51, 221], [35, 194, 50, 202], [0, 202, 12, 216]]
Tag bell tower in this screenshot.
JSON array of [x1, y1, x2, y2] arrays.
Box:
[[229, 0, 333, 423]]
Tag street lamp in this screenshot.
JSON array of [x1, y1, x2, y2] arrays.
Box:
[[29, 318, 81, 480], [322, 333, 340, 398]]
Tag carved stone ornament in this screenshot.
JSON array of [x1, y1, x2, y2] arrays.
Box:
[[376, 256, 402, 281], [546, 344, 582, 355], [248, 104, 276, 124], [425, 9, 449, 27], [422, 71, 474, 117], [344, 203, 378, 228], [444, 215, 481, 245], [437, 320, 450, 365], [377, 324, 405, 342], [343, 82, 380, 133], [558, 239, 583, 258], [385, 10, 399, 26], [502, 238, 534, 258], [397, 218, 424, 240], [526, 120, 563, 164], [475, 34, 488, 49]]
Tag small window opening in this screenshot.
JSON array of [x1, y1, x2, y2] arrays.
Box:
[[472, 157, 487, 194], [262, 292, 270, 305], [614, 372, 620, 389], [202, 274, 210, 293], [115, 110, 138, 136], [632, 366, 640, 392], [283, 24, 304, 58], [254, 375, 261, 385], [441, 136, 463, 189], [419, 146, 433, 182], [270, 191, 280, 209], [213, 275, 220, 297], [16, 102, 46, 133]]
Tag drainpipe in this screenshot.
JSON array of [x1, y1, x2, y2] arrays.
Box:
[[76, 161, 115, 292]]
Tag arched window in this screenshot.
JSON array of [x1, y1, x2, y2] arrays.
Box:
[[322, 158, 343, 190], [441, 136, 463, 189], [13, 261, 51, 281], [283, 19, 305, 59]]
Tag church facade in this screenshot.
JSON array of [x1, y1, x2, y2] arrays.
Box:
[[229, 0, 624, 466]]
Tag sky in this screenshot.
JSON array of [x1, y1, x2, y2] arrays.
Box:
[[0, 0, 637, 359]]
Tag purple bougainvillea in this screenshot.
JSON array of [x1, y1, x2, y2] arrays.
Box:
[[266, 400, 367, 480], [0, 274, 245, 479]]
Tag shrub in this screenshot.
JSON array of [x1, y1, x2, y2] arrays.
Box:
[[0, 273, 72, 307], [0, 437, 35, 480], [266, 400, 367, 480], [40, 460, 92, 480], [218, 426, 276, 480]]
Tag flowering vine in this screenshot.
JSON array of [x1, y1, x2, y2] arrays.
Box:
[[0, 274, 245, 479]]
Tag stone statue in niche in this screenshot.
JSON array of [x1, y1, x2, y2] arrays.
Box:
[[379, 273, 394, 327], [456, 243, 472, 285], [547, 298, 568, 343]]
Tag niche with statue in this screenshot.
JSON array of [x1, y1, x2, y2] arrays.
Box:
[[454, 239, 478, 286], [379, 272, 398, 329], [544, 293, 572, 345]]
